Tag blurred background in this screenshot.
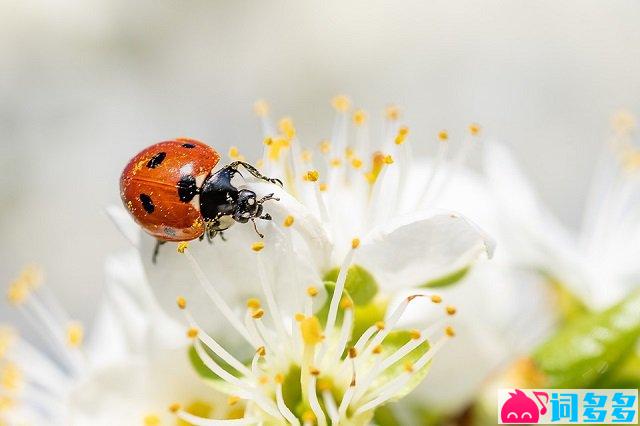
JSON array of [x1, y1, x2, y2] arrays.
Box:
[[1, 0, 639, 323]]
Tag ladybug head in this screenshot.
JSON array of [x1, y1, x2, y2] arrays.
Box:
[[234, 189, 262, 223]]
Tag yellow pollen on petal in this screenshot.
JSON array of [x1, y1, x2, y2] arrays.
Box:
[[0, 362, 21, 391], [353, 109, 367, 126], [307, 286, 319, 297], [469, 123, 481, 136], [300, 316, 324, 345], [253, 100, 270, 117], [169, 403, 181, 413], [309, 366, 320, 376], [430, 295, 442, 304], [301, 149, 313, 163], [228, 395, 241, 406], [177, 242, 189, 254], [319, 140, 332, 154], [404, 361, 414, 373], [331, 95, 351, 112], [438, 130, 449, 141], [385, 105, 400, 121], [375, 321, 385, 330], [246, 298, 261, 309], [278, 117, 296, 140], [187, 328, 199, 339], [256, 346, 266, 357], [351, 157, 363, 169], [319, 183, 328, 192], [143, 414, 160, 426], [409, 329, 421, 340], [66, 322, 84, 348], [351, 238, 361, 249], [330, 157, 342, 167], [372, 345, 383, 354], [446, 305, 457, 316], [177, 296, 187, 310], [251, 242, 265, 252], [445, 326, 456, 337], [303, 170, 319, 182], [294, 313, 305, 322], [258, 375, 269, 385], [251, 309, 265, 319]]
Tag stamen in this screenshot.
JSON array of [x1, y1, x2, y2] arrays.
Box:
[[446, 305, 457, 315], [253, 100, 270, 118], [385, 105, 400, 121], [177, 242, 189, 253], [417, 131, 450, 207], [255, 252, 287, 340], [276, 380, 300, 425], [307, 375, 327, 426], [430, 295, 442, 303], [66, 322, 83, 348], [251, 242, 265, 252], [143, 414, 160, 426], [300, 316, 324, 346], [283, 215, 295, 227], [319, 140, 332, 155], [324, 240, 358, 334], [307, 286, 319, 297], [353, 109, 367, 126], [331, 95, 351, 113], [323, 389, 340, 425], [246, 298, 261, 310]]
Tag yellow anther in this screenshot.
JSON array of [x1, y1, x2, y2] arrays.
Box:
[[251, 242, 265, 252], [384, 154, 394, 164], [66, 322, 84, 348], [251, 309, 265, 319], [430, 295, 442, 304], [283, 215, 295, 227], [294, 313, 305, 322], [404, 361, 414, 373], [6, 281, 29, 305], [278, 117, 296, 140], [446, 305, 457, 316], [300, 316, 324, 345], [409, 329, 421, 340], [228, 146, 244, 160], [307, 286, 319, 297], [266, 137, 290, 161], [345, 147, 355, 159], [1, 362, 21, 390], [169, 403, 181, 413], [351, 157, 363, 169], [469, 123, 481, 136], [253, 99, 270, 117], [317, 378, 332, 391], [302, 410, 316, 422], [319, 140, 332, 154], [177, 242, 189, 254], [246, 298, 261, 309], [263, 137, 273, 146], [353, 109, 367, 126], [274, 373, 285, 384], [177, 296, 187, 310], [143, 414, 160, 426], [319, 183, 328, 192], [331, 95, 351, 112], [227, 395, 241, 406], [385, 105, 400, 121], [438, 130, 449, 141], [445, 326, 456, 337], [394, 126, 409, 145], [340, 297, 353, 309], [303, 170, 319, 182], [301, 149, 313, 163], [330, 157, 342, 167], [351, 238, 361, 249], [348, 347, 358, 358], [309, 366, 320, 376], [256, 346, 266, 356], [258, 375, 269, 385], [0, 395, 15, 411], [19, 265, 42, 289], [372, 345, 383, 354], [187, 327, 199, 339], [375, 321, 385, 330]]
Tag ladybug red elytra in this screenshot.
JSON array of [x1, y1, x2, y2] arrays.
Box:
[[120, 138, 281, 262]]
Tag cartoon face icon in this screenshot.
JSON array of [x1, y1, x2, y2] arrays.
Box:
[[501, 389, 548, 423]]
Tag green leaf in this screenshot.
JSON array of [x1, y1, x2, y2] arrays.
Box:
[[323, 264, 378, 305], [543, 272, 589, 322], [370, 330, 432, 402], [533, 289, 640, 388], [420, 266, 469, 288]]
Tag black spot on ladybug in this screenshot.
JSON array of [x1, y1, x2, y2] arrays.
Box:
[[146, 152, 166, 169], [139, 194, 155, 214], [182, 143, 196, 148], [177, 175, 198, 202]]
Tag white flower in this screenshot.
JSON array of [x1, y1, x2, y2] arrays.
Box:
[[483, 110, 640, 310], [1, 249, 236, 426]]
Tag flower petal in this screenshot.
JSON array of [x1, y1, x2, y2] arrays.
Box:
[[356, 213, 493, 290], [105, 205, 141, 247]]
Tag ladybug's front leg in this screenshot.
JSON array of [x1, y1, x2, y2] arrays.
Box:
[[228, 161, 283, 186]]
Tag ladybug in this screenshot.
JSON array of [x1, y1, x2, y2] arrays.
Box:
[[120, 138, 281, 262]]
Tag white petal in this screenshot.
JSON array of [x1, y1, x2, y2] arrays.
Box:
[[105, 205, 141, 247], [356, 212, 493, 290]]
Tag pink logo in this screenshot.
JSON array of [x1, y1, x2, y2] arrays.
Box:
[[501, 389, 549, 423]]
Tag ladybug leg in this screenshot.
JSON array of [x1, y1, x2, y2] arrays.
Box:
[[152, 240, 166, 264], [257, 193, 280, 204], [228, 161, 283, 186], [251, 218, 265, 238], [219, 231, 227, 242]]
